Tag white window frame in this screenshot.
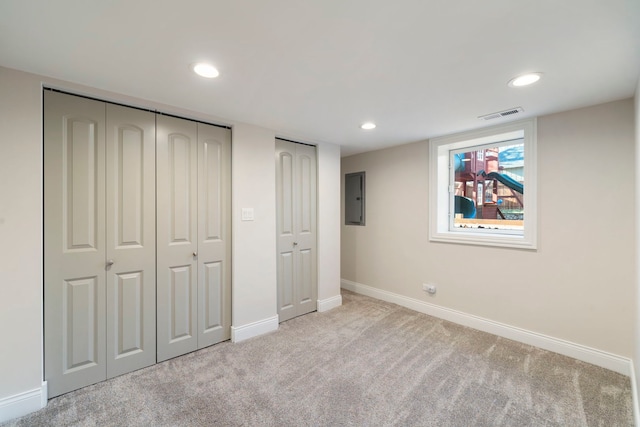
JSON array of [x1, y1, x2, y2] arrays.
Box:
[[429, 118, 537, 249]]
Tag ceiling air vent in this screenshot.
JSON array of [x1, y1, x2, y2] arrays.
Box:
[[478, 107, 524, 121]]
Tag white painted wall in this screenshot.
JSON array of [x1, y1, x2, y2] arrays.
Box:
[[0, 66, 45, 417], [0, 65, 342, 421], [342, 99, 635, 359], [317, 142, 342, 303], [231, 124, 278, 327]]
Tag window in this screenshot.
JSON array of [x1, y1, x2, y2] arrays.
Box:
[[429, 119, 537, 249], [345, 171, 365, 225]]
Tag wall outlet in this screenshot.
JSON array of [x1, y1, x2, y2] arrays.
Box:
[[422, 283, 437, 295]]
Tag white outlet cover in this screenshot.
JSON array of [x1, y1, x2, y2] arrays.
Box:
[[241, 208, 254, 221]]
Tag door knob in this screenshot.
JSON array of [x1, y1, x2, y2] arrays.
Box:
[[293, 242, 298, 246], [193, 251, 198, 257], [106, 259, 114, 267]]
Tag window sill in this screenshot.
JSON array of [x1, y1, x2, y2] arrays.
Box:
[[429, 230, 537, 250]]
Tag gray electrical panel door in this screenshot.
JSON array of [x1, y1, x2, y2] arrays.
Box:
[[345, 172, 365, 225]]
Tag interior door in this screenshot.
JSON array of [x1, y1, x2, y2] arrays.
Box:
[[105, 104, 156, 377], [44, 91, 107, 397], [156, 115, 198, 362], [197, 123, 232, 347], [276, 140, 317, 323]]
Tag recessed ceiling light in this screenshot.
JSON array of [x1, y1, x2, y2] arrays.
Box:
[[192, 63, 219, 78], [361, 122, 376, 130], [508, 72, 543, 87]]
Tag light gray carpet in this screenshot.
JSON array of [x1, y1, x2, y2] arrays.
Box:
[[4, 290, 633, 426]]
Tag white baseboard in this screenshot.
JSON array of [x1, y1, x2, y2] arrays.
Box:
[[0, 382, 47, 423], [341, 279, 632, 376], [631, 361, 639, 427], [317, 294, 342, 312], [231, 315, 279, 343]]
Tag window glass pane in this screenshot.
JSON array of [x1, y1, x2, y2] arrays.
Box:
[[452, 140, 524, 233]]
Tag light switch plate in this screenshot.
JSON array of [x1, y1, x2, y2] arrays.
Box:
[[241, 208, 254, 221]]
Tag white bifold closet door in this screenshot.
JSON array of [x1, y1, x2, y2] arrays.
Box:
[[275, 140, 317, 323], [44, 91, 156, 397], [156, 115, 231, 362], [105, 103, 156, 379]]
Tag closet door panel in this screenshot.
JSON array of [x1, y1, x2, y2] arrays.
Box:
[[113, 271, 144, 352], [278, 251, 294, 312], [169, 264, 194, 340], [45, 91, 107, 398], [169, 135, 193, 242], [157, 115, 198, 361], [276, 140, 316, 322], [275, 141, 296, 321], [277, 150, 294, 238], [298, 248, 314, 306], [63, 277, 100, 370], [105, 104, 156, 377], [202, 261, 223, 332], [294, 144, 317, 317], [197, 123, 231, 347]]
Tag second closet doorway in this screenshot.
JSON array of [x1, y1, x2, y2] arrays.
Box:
[[275, 139, 317, 323]]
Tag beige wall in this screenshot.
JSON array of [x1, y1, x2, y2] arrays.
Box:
[[231, 124, 278, 326], [318, 142, 342, 301], [0, 66, 44, 403], [342, 99, 635, 358], [0, 66, 341, 415]]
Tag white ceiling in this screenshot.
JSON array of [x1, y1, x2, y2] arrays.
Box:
[[1, 0, 639, 156]]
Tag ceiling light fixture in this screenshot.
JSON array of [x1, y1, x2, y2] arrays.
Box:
[[508, 72, 543, 87], [192, 63, 220, 78], [361, 122, 376, 130]]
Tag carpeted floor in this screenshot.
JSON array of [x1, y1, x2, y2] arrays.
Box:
[[3, 290, 633, 426]]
